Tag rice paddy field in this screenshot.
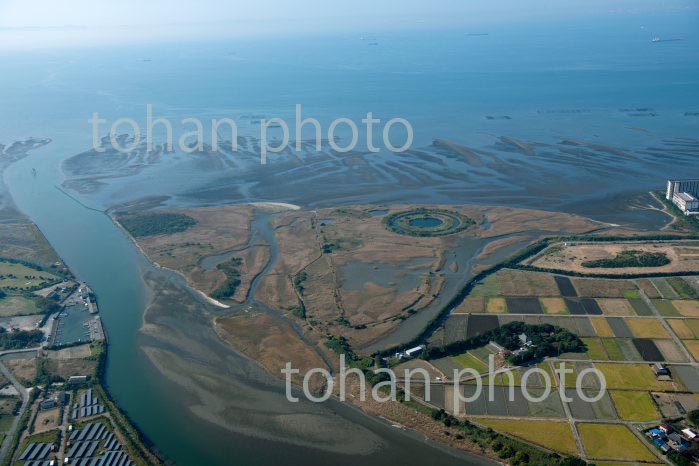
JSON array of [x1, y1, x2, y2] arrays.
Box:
[[426, 268, 699, 461], [610, 391, 660, 421], [476, 418, 578, 456], [577, 424, 657, 461]]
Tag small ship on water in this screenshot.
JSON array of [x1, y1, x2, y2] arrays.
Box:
[[651, 37, 682, 43]]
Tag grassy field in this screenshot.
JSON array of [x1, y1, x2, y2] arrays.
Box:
[[625, 318, 671, 339], [577, 423, 657, 461], [598, 299, 635, 316], [651, 278, 679, 299], [667, 277, 699, 299], [0, 414, 14, 432], [486, 297, 507, 313], [541, 297, 568, 314], [673, 300, 699, 317], [595, 363, 681, 391], [0, 224, 62, 270], [684, 319, 699, 339], [573, 278, 636, 298], [583, 338, 609, 360], [682, 340, 699, 361], [498, 269, 560, 296], [610, 391, 660, 421], [477, 418, 579, 456], [0, 295, 41, 317], [0, 261, 58, 290], [484, 367, 524, 386], [637, 278, 662, 299], [669, 319, 695, 339], [590, 317, 616, 338], [602, 339, 626, 360], [471, 274, 501, 297], [452, 352, 489, 373], [652, 299, 679, 317]]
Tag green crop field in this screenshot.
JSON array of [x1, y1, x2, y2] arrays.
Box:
[[478, 418, 579, 456], [582, 338, 608, 360], [578, 423, 657, 461], [601, 339, 626, 360], [610, 391, 660, 421], [452, 352, 489, 373], [652, 299, 679, 317], [595, 363, 682, 391]]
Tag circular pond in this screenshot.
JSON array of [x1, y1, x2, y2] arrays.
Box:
[[384, 208, 474, 237], [408, 217, 443, 228]]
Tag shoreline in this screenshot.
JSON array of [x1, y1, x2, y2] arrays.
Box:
[[122, 203, 507, 465], [110, 214, 231, 309], [122, 201, 600, 465]]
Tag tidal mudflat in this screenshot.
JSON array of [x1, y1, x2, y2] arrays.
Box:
[[61, 133, 697, 231], [2, 17, 697, 464], [138, 270, 492, 466]]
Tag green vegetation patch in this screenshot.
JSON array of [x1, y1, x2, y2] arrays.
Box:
[[429, 409, 590, 466], [656, 191, 699, 233], [582, 338, 608, 360], [211, 257, 242, 300], [652, 299, 680, 316], [0, 295, 41, 317], [601, 339, 626, 361], [581, 250, 670, 269], [0, 328, 42, 350], [428, 321, 585, 365], [596, 363, 681, 391], [118, 212, 197, 237], [471, 274, 501, 297], [667, 277, 699, 299], [610, 391, 660, 421], [477, 418, 579, 456], [0, 259, 59, 291], [452, 352, 489, 373], [578, 423, 656, 461], [383, 208, 474, 237]]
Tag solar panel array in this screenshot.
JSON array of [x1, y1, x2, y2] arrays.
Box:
[[72, 388, 106, 420], [18, 442, 52, 462], [66, 422, 134, 466], [70, 450, 133, 466], [69, 420, 109, 442]]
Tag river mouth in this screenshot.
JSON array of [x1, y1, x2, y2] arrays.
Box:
[[3, 137, 498, 466], [1, 23, 696, 465]]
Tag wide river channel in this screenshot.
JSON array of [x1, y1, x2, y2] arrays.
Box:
[[3, 137, 495, 466]]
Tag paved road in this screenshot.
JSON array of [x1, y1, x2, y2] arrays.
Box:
[[0, 346, 41, 464]]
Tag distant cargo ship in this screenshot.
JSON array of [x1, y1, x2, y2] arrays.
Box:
[[651, 37, 682, 42]]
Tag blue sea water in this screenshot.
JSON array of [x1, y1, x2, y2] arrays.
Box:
[[1, 12, 697, 152], [0, 9, 698, 466]]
